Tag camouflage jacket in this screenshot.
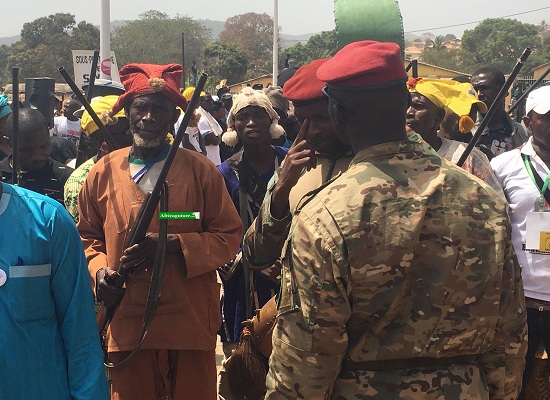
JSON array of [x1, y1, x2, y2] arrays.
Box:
[[265, 141, 527, 400], [243, 154, 352, 270]]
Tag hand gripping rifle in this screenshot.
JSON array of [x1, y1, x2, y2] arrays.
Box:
[[457, 48, 531, 167], [95, 72, 208, 367]]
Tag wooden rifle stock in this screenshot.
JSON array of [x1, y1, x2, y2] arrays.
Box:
[[96, 72, 208, 336]]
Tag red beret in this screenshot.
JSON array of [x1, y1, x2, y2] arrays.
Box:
[[110, 63, 188, 114], [283, 58, 330, 104], [317, 41, 407, 89]]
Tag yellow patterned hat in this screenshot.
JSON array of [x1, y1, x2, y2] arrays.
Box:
[[181, 86, 206, 102], [81, 95, 126, 136], [407, 78, 487, 133]]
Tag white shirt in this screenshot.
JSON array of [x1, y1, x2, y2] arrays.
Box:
[[438, 137, 504, 198], [174, 114, 202, 153], [197, 106, 222, 166], [491, 138, 550, 301], [129, 158, 166, 193], [50, 116, 81, 146]]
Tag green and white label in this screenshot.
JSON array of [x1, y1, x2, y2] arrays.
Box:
[[159, 212, 200, 220]]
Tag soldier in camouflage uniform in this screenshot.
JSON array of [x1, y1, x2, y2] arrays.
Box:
[[264, 40, 527, 400], [243, 58, 353, 270]]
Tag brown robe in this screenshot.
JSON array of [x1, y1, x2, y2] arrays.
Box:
[[77, 147, 242, 353]]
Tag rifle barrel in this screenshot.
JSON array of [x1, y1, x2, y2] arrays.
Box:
[[457, 48, 531, 167], [58, 67, 120, 151], [11, 67, 19, 185]]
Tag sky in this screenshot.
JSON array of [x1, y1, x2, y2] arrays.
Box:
[[4, 0, 550, 39]]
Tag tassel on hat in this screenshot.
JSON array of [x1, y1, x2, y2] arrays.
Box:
[[148, 77, 166, 92], [458, 115, 476, 134], [222, 128, 240, 146]]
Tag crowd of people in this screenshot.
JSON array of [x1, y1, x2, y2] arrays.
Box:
[[1, 38, 550, 400]]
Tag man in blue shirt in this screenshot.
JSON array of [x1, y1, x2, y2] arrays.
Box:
[[0, 182, 108, 399]]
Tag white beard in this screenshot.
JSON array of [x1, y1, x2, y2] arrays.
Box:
[[132, 132, 165, 148]]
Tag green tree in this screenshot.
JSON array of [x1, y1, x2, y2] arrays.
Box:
[[111, 10, 211, 81], [8, 13, 99, 80], [282, 30, 338, 68], [461, 18, 543, 73], [420, 47, 466, 72], [432, 36, 447, 51], [219, 12, 277, 77], [0, 45, 11, 85], [202, 42, 248, 87]]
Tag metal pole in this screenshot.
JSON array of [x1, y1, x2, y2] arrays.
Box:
[[100, 0, 112, 79], [272, 0, 279, 86], [11, 67, 19, 185], [412, 59, 418, 78], [181, 32, 185, 89]]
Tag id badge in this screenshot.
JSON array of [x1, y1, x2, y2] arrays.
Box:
[[534, 195, 550, 212], [525, 211, 550, 252]]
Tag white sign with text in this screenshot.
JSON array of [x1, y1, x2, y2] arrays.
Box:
[[71, 50, 120, 89]]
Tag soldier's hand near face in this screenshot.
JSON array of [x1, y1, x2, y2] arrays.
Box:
[[271, 120, 316, 219]]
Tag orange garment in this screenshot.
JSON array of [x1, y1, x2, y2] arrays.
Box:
[[77, 147, 242, 352], [110, 349, 216, 400]]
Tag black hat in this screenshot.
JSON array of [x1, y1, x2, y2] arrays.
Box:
[[277, 67, 299, 89]]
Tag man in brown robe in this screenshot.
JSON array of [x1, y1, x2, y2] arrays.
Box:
[[77, 63, 242, 400]]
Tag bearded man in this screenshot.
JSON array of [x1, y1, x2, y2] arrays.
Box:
[[77, 63, 242, 400]]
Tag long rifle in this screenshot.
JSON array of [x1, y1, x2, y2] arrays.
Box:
[[11, 67, 19, 185], [96, 72, 208, 340], [58, 67, 120, 151], [457, 48, 531, 167], [508, 64, 550, 115]]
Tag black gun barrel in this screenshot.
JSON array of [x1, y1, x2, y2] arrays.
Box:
[[457, 48, 531, 167], [58, 67, 120, 151]]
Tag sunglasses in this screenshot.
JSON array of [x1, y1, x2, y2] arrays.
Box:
[[321, 86, 354, 113]]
